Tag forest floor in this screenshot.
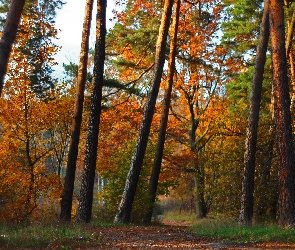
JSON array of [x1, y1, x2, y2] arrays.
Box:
[[6, 219, 295, 249], [58, 219, 295, 250]]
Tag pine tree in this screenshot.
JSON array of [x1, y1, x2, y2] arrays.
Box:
[[114, 0, 174, 224], [269, 0, 295, 228], [77, 0, 106, 223], [60, 0, 94, 222], [239, 0, 270, 225]]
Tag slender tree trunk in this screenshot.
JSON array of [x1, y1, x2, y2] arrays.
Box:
[[286, 7, 295, 111], [114, 0, 174, 224], [269, 0, 295, 228], [239, 0, 270, 225], [0, 0, 26, 96], [289, 47, 295, 111], [77, 0, 106, 223], [143, 0, 180, 225], [59, 0, 94, 223], [285, 5, 295, 57]]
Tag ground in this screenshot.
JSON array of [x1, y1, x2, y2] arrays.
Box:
[[7, 219, 295, 249], [70, 220, 295, 249]]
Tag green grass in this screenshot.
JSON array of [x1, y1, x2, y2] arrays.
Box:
[[0, 222, 103, 249], [163, 211, 295, 243], [190, 218, 295, 243]]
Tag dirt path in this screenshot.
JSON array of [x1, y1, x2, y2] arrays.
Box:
[[85, 224, 212, 249], [75, 220, 295, 250]]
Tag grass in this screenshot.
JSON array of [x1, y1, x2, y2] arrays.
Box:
[[0, 222, 103, 249], [164, 211, 295, 244], [163, 210, 198, 223], [2, 211, 295, 248], [191, 218, 295, 243]]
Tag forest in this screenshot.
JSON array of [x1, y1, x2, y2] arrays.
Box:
[[0, 0, 295, 230]]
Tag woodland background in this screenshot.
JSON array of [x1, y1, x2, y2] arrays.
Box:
[[0, 0, 294, 228]]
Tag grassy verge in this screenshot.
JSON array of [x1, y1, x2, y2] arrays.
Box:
[[0, 222, 103, 249], [191, 218, 295, 243], [164, 211, 295, 243]]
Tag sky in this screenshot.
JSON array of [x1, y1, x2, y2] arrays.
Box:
[[54, 0, 115, 74]]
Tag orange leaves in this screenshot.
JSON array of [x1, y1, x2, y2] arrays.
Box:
[[0, 79, 71, 223], [98, 97, 143, 172]]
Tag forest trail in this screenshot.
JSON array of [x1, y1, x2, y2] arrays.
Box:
[[73, 220, 295, 249]]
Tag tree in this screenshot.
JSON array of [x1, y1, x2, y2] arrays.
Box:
[[221, 0, 278, 222], [77, 0, 106, 223], [239, 0, 270, 225], [269, 0, 295, 228], [143, 0, 181, 224], [165, 0, 226, 218], [0, 1, 65, 222], [104, 0, 162, 102], [0, 0, 26, 96], [114, 0, 174, 224], [60, 0, 94, 222], [222, 0, 263, 58]]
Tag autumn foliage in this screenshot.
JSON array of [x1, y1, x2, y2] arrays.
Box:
[[0, 0, 295, 228]]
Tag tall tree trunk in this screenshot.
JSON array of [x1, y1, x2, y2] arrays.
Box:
[[269, 0, 295, 228], [77, 0, 106, 223], [114, 0, 174, 224], [143, 0, 180, 225], [0, 0, 26, 96], [239, 0, 270, 225], [60, 0, 94, 222]]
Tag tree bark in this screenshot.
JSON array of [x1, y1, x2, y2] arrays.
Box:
[[143, 0, 180, 225], [77, 0, 106, 223], [0, 0, 26, 96], [60, 0, 94, 222], [239, 0, 270, 225], [269, 0, 295, 228], [194, 169, 207, 218], [255, 128, 276, 222], [114, 0, 174, 224]]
